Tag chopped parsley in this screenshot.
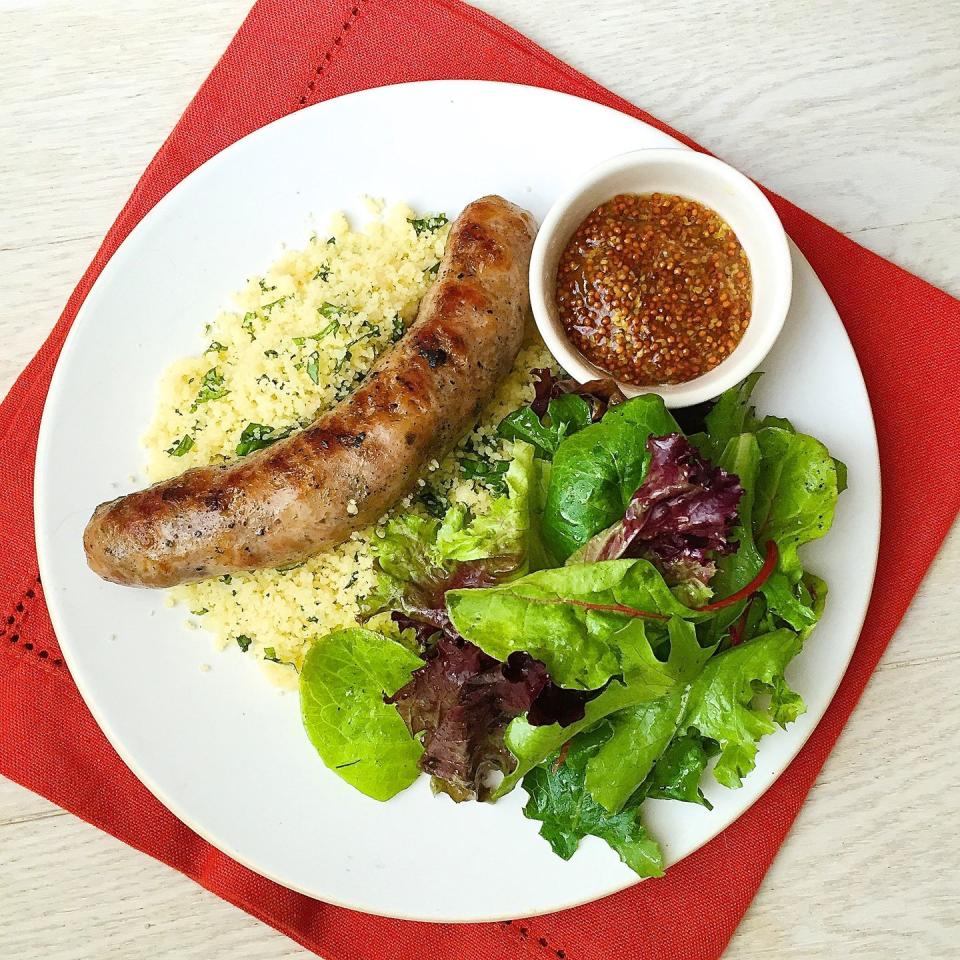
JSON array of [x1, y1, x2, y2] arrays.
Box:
[[424, 261, 440, 275], [407, 213, 448, 235], [258, 279, 276, 293], [236, 635, 252, 653], [391, 314, 405, 341], [263, 349, 279, 358], [313, 264, 330, 281], [292, 336, 306, 347], [262, 296, 287, 315], [220, 575, 232, 585], [263, 646, 282, 663], [344, 571, 359, 589], [326, 236, 336, 245], [189, 367, 228, 411], [190, 608, 208, 616], [415, 484, 447, 518], [306, 351, 321, 385], [165, 434, 194, 457], [319, 302, 350, 320], [241, 312, 257, 340], [333, 350, 352, 375], [236, 422, 292, 457], [205, 341, 226, 354], [317, 318, 341, 337]]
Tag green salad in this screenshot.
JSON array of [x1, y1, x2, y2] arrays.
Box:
[[298, 371, 844, 877]]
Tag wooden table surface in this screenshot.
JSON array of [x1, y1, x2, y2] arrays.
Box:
[[1, 1, 958, 956]]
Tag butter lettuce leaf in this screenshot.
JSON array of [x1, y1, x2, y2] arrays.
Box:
[[640, 732, 717, 807], [446, 559, 706, 690], [300, 628, 423, 801], [683, 628, 804, 788], [542, 395, 680, 560], [493, 617, 712, 799], [583, 689, 686, 813], [521, 723, 664, 878]]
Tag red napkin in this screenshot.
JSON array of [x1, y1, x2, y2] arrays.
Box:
[[2, 1, 958, 957]]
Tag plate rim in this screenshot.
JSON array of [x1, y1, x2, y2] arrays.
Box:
[[34, 78, 882, 922]]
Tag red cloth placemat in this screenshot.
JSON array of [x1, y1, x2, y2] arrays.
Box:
[[2, 1, 958, 957]]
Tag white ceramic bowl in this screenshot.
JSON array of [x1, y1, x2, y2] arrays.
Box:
[[529, 148, 793, 408]]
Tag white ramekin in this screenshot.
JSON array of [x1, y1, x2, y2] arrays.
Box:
[[529, 148, 793, 408]]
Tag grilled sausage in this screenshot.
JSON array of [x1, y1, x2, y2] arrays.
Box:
[[84, 196, 536, 587]]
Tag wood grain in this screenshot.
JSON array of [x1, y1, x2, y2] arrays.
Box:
[[1, 0, 958, 957]]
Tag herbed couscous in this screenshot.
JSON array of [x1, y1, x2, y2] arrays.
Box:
[[142, 200, 552, 682]]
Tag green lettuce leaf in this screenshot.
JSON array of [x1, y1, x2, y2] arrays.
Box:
[[640, 731, 717, 807], [497, 393, 593, 459], [583, 689, 686, 813], [363, 441, 545, 614], [493, 617, 713, 798], [521, 723, 664, 878], [299, 628, 423, 801], [542, 395, 680, 560], [753, 427, 840, 578], [446, 559, 706, 690], [683, 629, 804, 788]]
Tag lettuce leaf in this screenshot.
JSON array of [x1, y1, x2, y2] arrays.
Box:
[[363, 441, 544, 616], [542, 395, 680, 560], [299, 628, 423, 801], [572, 433, 743, 599], [493, 617, 713, 799], [640, 732, 717, 807], [521, 723, 664, 878], [683, 628, 804, 788], [446, 559, 706, 690], [583, 689, 686, 813]]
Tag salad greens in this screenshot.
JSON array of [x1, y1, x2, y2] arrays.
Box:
[[541, 395, 680, 559], [297, 374, 845, 878], [299, 628, 423, 801]]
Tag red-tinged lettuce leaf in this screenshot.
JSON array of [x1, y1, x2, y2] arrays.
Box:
[[576, 433, 743, 594], [386, 633, 600, 801], [529, 367, 627, 421]]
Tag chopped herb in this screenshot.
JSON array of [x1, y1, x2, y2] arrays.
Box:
[[391, 314, 405, 341], [241, 312, 257, 340], [460, 456, 510, 493], [319, 302, 350, 320], [262, 296, 287, 315], [205, 341, 226, 353], [292, 336, 306, 346], [306, 351, 321, 384], [190, 608, 208, 616], [344, 571, 359, 589], [263, 646, 282, 663], [326, 236, 336, 245], [165, 434, 194, 457], [263, 349, 279, 358], [415, 484, 447, 518], [236, 635, 252, 653], [220, 575, 233, 585], [258, 279, 276, 293], [236, 422, 292, 457], [424, 261, 440, 275], [407, 213, 448, 235], [313, 318, 340, 339], [189, 367, 229, 412], [346, 328, 379, 350], [333, 350, 353, 375], [313, 264, 330, 281], [306, 616, 319, 623]]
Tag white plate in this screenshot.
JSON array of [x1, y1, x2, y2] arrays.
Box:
[[34, 81, 881, 922]]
